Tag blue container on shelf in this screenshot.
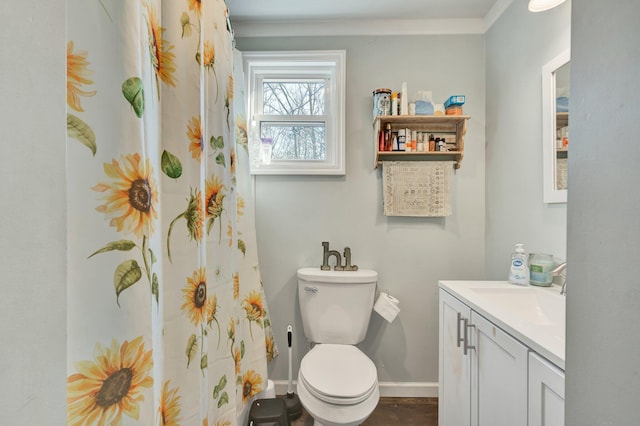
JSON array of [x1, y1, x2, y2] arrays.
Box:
[[444, 95, 466, 109]]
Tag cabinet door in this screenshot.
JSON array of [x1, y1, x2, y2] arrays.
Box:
[[439, 290, 472, 426], [528, 352, 565, 426], [471, 311, 528, 426]]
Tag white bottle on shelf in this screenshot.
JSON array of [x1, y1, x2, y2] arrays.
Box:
[[400, 82, 408, 115], [508, 243, 530, 286], [405, 128, 412, 152], [398, 129, 406, 151]]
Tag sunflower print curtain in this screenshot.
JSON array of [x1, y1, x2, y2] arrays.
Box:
[[66, 1, 277, 424]]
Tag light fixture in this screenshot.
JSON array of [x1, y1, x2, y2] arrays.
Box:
[[528, 0, 567, 12]]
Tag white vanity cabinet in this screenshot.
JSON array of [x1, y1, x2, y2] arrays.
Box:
[[472, 311, 528, 426], [439, 281, 566, 426], [439, 290, 472, 425], [528, 352, 565, 426], [439, 289, 528, 426]]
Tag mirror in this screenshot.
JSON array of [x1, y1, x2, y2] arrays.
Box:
[[542, 49, 570, 203]]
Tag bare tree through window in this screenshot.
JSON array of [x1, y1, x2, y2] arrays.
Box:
[[260, 80, 326, 160]]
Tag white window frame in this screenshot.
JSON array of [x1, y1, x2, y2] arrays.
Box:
[[243, 50, 346, 175]]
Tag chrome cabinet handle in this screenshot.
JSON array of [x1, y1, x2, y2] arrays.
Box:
[[456, 312, 464, 348], [463, 318, 476, 355], [304, 286, 318, 293]]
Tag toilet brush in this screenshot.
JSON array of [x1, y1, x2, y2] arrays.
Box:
[[282, 325, 302, 420]]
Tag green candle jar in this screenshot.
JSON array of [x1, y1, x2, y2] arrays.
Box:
[[529, 253, 555, 287]]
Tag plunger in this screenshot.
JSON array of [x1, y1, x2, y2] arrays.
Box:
[[282, 325, 302, 420]]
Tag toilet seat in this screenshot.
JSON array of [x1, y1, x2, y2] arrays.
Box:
[[299, 344, 378, 405]]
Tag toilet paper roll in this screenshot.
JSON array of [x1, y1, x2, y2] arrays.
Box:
[[374, 292, 400, 323]]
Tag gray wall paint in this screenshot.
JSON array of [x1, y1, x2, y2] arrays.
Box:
[[236, 35, 486, 385], [567, 1, 640, 424], [0, 0, 67, 424], [485, 0, 570, 279]]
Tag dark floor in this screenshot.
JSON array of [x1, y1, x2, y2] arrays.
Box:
[[289, 397, 438, 426]]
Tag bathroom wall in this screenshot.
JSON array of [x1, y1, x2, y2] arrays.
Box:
[[484, 0, 570, 277], [0, 0, 67, 424], [235, 35, 486, 392], [567, 1, 640, 424], [0, 3, 579, 420]]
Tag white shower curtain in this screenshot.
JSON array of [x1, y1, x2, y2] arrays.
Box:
[[66, 1, 276, 424]]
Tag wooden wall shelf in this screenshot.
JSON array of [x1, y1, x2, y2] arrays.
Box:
[[373, 115, 470, 169]]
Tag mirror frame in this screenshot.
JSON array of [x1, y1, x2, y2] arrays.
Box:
[[542, 49, 570, 204]]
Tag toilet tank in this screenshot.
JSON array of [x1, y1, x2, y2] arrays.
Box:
[[297, 267, 377, 345]]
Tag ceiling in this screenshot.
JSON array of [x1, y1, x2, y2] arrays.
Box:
[[227, 0, 512, 37]]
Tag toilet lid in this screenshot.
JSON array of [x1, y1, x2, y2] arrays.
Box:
[[299, 344, 378, 405]]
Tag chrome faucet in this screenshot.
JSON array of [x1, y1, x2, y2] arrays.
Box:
[[552, 262, 567, 295]]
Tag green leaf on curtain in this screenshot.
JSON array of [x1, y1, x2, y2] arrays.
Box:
[[161, 150, 183, 179], [151, 273, 159, 304], [200, 354, 208, 370], [149, 248, 157, 265], [210, 135, 224, 149], [180, 13, 192, 38], [215, 153, 226, 167], [213, 376, 227, 399], [121, 77, 145, 118], [88, 239, 136, 258], [264, 318, 271, 328], [241, 340, 245, 358], [217, 392, 229, 408], [113, 259, 142, 305], [67, 113, 97, 156], [186, 334, 198, 367], [238, 239, 246, 256]]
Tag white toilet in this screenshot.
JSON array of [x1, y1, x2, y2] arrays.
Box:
[[296, 267, 380, 426]]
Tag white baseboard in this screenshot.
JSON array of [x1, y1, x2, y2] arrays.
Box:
[[272, 380, 438, 398], [378, 381, 439, 398]]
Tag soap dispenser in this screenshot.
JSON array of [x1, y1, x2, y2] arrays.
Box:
[[508, 243, 530, 286]]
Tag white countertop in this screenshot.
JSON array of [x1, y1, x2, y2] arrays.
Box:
[[439, 280, 565, 370]]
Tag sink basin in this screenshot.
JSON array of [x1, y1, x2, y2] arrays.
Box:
[[469, 287, 565, 327]]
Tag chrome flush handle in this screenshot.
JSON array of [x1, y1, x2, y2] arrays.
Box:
[[304, 286, 318, 293]]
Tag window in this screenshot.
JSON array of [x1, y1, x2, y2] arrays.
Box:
[[243, 51, 346, 175]]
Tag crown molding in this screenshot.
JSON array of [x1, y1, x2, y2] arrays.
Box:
[[233, 18, 485, 37], [232, 0, 512, 38]]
